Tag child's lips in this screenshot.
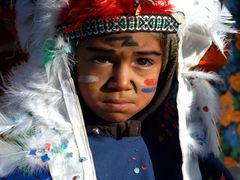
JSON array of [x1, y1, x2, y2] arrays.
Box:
[[102, 99, 134, 111]]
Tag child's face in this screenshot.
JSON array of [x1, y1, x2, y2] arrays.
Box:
[[77, 32, 163, 122]]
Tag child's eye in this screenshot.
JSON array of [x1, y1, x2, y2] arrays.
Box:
[[135, 58, 153, 67], [92, 56, 112, 64]]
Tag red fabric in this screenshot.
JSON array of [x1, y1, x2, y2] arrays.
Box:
[[60, 0, 174, 32], [196, 44, 229, 72]]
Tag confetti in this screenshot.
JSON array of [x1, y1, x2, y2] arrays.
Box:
[[132, 156, 137, 160], [134, 167, 140, 174], [29, 149, 37, 155], [52, 147, 59, 153], [59, 148, 65, 153], [66, 152, 73, 158], [41, 154, 50, 162], [61, 143, 68, 150], [73, 176, 81, 180], [202, 106, 209, 112], [12, 113, 22, 121], [27, 112, 33, 117], [45, 143, 52, 151], [141, 165, 147, 171], [79, 157, 87, 162]]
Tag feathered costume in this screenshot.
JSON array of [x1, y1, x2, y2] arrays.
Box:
[[0, 0, 236, 180]]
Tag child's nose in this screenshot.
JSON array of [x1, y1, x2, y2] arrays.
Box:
[[107, 64, 132, 91]]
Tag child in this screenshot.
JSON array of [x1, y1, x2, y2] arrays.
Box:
[[0, 0, 236, 179]]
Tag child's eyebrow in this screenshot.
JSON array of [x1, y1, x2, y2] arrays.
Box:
[[86, 46, 116, 53], [135, 51, 162, 56]]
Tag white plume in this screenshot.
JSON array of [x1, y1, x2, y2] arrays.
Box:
[[172, 0, 235, 68], [0, 139, 28, 177], [16, 0, 68, 51]]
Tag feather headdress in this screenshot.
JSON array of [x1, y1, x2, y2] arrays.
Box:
[[0, 0, 236, 180]]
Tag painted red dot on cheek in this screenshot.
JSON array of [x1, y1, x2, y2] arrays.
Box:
[[144, 79, 157, 86]]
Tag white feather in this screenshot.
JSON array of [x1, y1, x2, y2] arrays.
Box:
[[16, 0, 68, 51], [0, 113, 14, 134], [172, 0, 235, 66], [0, 139, 28, 177], [177, 70, 222, 179], [190, 76, 221, 156], [185, 71, 221, 156]]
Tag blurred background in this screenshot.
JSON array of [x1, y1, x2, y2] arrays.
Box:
[[0, 0, 239, 179], [217, 0, 240, 179]]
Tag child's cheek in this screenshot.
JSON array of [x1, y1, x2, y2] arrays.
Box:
[[141, 78, 157, 94], [78, 75, 99, 90]]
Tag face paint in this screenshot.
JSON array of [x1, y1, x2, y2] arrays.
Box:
[[141, 87, 156, 93], [144, 79, 157, 86], [79, 84, 96, 90], [78, 75, 99, 83], [130, 80, 138, 94], [78, 75, 98, 90], [142, 78, 157, 93], [77, 32, 162, 122], [105, 36, 138, 47]]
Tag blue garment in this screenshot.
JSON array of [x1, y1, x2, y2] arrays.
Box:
[[2, 137, 233, 180], [2, 169, 51, 180], [88, 134, 155, 180], [88, 130, 183, 180]]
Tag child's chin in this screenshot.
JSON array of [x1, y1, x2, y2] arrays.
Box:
[[100, 114, 132, 123]]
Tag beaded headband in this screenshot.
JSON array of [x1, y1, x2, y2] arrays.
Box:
[[57, 14, 179, 40]]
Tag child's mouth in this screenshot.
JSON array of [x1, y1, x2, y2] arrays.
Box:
[[102, 99, 134, 111]]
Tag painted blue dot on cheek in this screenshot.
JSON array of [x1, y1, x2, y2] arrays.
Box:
[[141, 87, 156, 93]]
